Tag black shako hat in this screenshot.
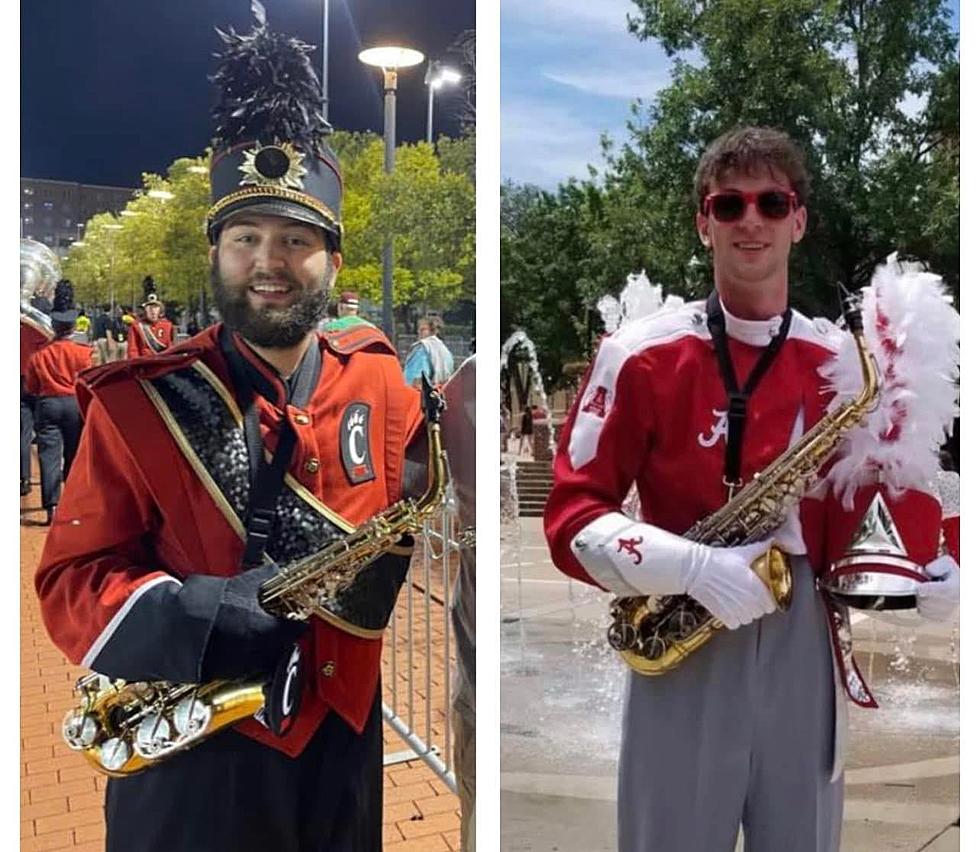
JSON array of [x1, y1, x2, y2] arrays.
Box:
[[206, 0, 343, 249], [50, 279, 79, 324]]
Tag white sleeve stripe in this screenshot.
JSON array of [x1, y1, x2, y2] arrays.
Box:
[[570, 512, 646, 596], [568, 339, 631, 470], [81, 574, 182, 669]]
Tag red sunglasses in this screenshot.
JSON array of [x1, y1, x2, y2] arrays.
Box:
[[701, 189, 799, 223]]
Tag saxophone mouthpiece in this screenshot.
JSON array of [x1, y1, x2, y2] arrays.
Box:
[[837, 282, 864, 334], [420, 374, 446, 424]]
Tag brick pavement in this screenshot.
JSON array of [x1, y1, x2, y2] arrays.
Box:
[[21, 469, 461, 851]]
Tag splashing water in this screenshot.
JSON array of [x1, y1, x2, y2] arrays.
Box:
[[501, 329, 557, 458]]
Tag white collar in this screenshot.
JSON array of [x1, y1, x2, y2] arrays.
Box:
[[719, 298, 788, 346]]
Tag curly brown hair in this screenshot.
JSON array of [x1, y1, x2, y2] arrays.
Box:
[[693, 127, 811, 210]]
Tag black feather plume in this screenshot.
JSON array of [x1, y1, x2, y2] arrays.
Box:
[[142, 275, 156, 299], [210, 0, 329, 157], [53, 279, 75, 314]]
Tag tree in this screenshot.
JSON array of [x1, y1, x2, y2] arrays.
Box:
[[615, 0, 959, 313], [501, 0, 959, 389], [63, 154, 211, 312], [333, 131, 475, 322]]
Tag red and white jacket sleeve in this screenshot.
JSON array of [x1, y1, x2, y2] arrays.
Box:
[[543, 336, 656, 591]]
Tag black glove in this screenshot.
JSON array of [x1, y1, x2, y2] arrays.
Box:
[[189, 562, 308, 682]]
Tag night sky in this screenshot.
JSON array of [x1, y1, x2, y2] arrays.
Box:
[[21, 0, 475, 188]]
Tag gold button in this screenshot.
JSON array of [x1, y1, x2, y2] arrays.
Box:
[[294, 413, 310, 425], [322, 661, 335, 677], [305, 458, 320, 474]]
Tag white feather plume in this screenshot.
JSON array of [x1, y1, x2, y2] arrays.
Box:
[[820, 254, 959, 509]]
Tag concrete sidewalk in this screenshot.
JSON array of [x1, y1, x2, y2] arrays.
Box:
[[20, 475, 460, 852], [501, 517, 959, 852]]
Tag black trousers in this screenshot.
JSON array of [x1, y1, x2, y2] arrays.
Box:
[[105, 692, 383, 852], [20, 392, 35, 484], [34, 395, 83, 509]]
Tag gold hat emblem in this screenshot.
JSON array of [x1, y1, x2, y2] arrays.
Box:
[[239, 142, 307, 190]]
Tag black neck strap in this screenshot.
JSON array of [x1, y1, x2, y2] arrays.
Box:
[[704, 291, 792, 496], [219, 327, 301, 569]]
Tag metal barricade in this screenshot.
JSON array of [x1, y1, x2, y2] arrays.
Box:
[[382, 489, 461, 794]]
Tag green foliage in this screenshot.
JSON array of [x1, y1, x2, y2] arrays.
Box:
[[64, 155, 211, 310], [502, 0, 959, 388], [333, 130, 475, 312], [62, 132, 476, 318]]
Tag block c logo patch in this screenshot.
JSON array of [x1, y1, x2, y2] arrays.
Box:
[[340, 403, 375, 484]]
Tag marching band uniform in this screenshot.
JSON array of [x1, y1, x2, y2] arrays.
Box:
[[127, 294, 175, 358], [24, 282, 93, 521], [35, 6, 433, 850], [21, 310, 53, 495], [37, 321, 421, 850], [544, 281, 958, 850]]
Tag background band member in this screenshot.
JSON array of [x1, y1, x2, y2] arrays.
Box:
[[24, 280, 94, 526], [543, 126, 959, 852], [127, 291, 175, 357], [337, 290, 360, 317], [35, 7, 428, 850]]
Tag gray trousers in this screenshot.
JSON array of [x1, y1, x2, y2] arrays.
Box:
[[618, 557, 843, 852]]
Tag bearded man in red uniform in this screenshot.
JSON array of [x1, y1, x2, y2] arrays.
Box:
[[126, 291, 175, 357], [35, 8, 428, 851], [544, 127, 959, 852]]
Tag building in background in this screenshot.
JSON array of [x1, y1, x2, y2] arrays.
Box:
[[20, 178, 135, 258]]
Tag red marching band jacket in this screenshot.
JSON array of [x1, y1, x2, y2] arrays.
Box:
[[24, 338, 95, 398], [21, 314, 53, 379], [544, 301, 958, 708], [127, 318, 175, 358], [36, 322, 423, 756]]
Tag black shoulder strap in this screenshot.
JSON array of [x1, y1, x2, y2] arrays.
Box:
[[704, 291, 792, 498], [219, 327, 297, 569]]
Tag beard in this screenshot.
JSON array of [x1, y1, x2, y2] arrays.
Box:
[[211, 258, 331, 347]]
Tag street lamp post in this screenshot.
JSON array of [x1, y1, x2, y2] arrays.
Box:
[[424, 61, 462, 145], [358, 46, 424, 341], [321, 0, 329, 122]]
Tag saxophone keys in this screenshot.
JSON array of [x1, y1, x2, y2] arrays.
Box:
[[62, 710, 99, 749], [98, 737, 132, 772], [134, 713, 174, 758], [173, 696, 212, 738]]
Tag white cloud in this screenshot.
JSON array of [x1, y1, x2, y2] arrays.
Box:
[[542, 67, 667, 100], [501, 0, 636, 35], [502, 97, 622, 187]]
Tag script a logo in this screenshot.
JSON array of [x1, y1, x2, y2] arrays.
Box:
[[697, 408, 729, 448], [582, 386, 608, 418]]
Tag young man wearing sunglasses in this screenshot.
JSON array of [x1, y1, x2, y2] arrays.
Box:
[[544, 126, 959, 851]]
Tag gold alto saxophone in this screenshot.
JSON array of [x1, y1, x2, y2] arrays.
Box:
[[607, 291, 880, 675], [62, 379, 448, 776]]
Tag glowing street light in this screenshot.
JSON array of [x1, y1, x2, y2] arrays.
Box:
[[424, 61, 462, 144], [358, 44, 425, 340]]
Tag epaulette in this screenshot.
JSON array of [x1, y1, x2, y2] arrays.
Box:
[[321, 318, 396, 356], [80, 346, 206, 391], [614, 299, 706, 353]]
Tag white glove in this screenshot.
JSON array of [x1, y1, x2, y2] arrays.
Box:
[[916, 555, 960, 622], [684, 539, 779, 629], [570, 513, 777, 629]]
